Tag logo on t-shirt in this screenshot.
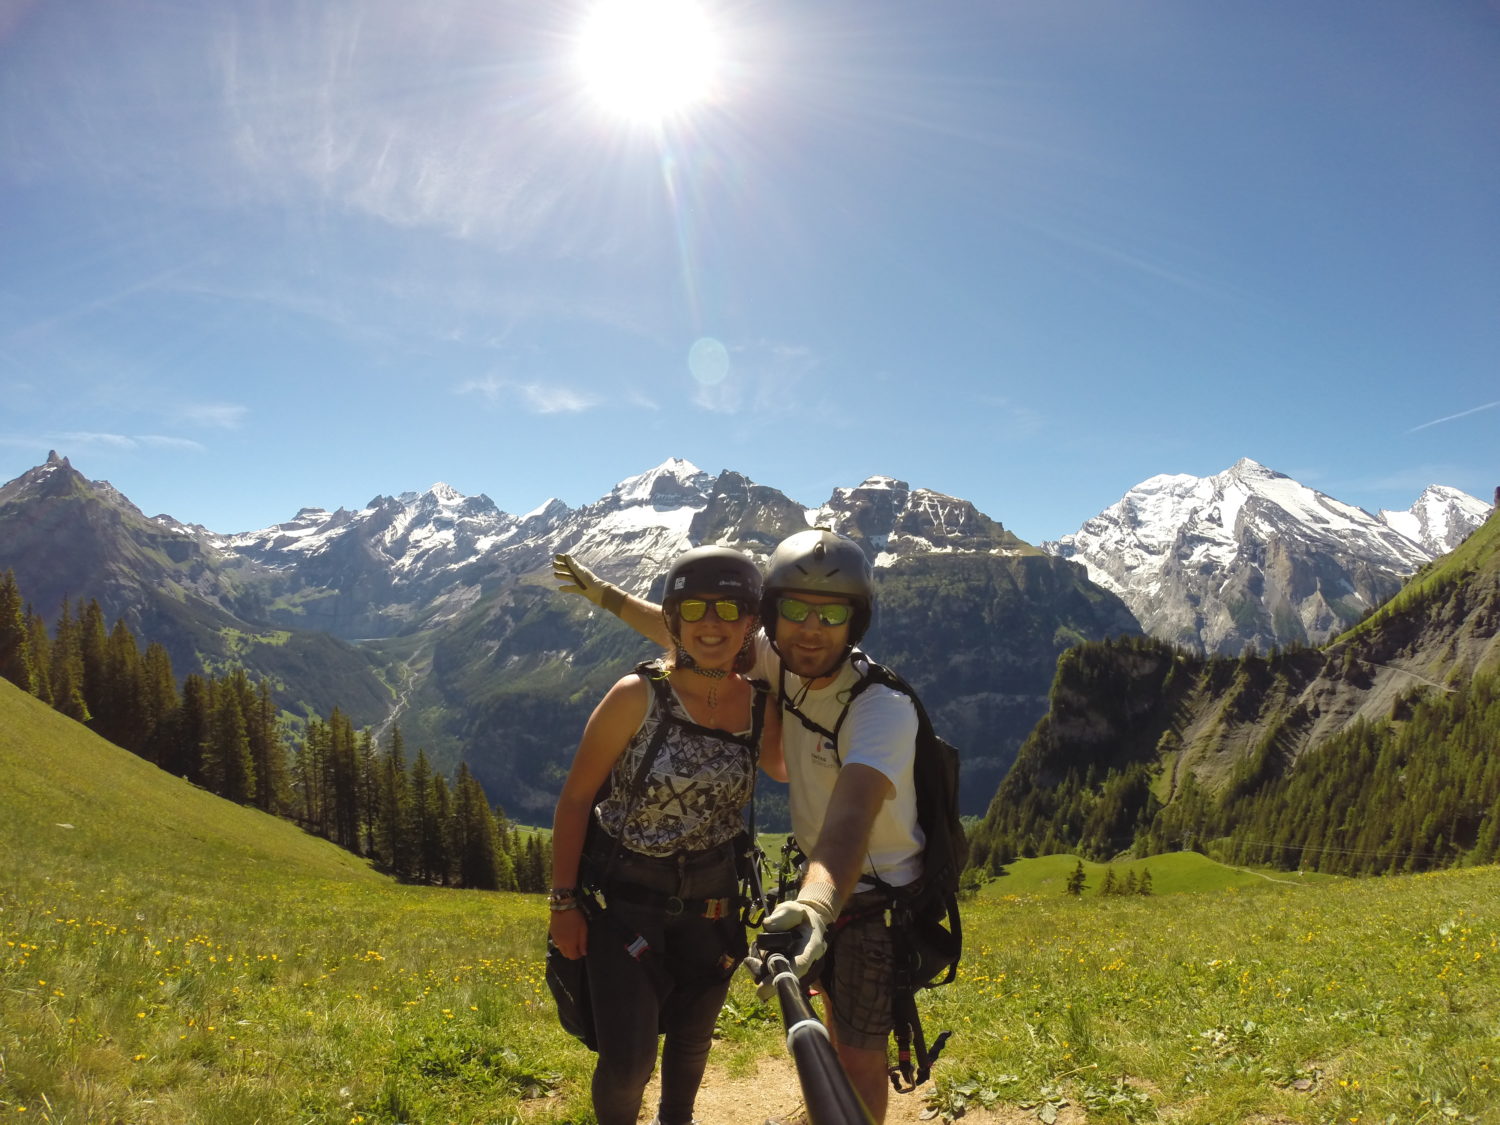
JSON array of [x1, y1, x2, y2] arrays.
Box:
[[811, 736, 839, 769]]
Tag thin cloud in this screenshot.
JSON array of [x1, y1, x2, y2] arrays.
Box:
[[46, 432, 207, 454], [456, 376, 599, 414], [520, 383, 598, 414], [53, 432, 139, 451], [174, 403, 247, 430], [1407, 401, 1500, 434], [140, 435, 207, 452]]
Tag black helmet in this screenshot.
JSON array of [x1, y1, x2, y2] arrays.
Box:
[[662, 545, 762, 612], [761, 527, 875, 647]]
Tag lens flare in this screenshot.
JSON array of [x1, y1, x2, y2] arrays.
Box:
[[688, 336, 730, 385]]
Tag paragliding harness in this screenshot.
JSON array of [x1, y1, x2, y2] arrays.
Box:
[[776, 658, 967, 1092], [547, 661, 770, 1049], [586, 663, 771, 919]]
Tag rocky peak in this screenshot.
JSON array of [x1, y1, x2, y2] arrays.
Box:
[[1379, 485, 1493, 556], [608, 458, 710, 510]]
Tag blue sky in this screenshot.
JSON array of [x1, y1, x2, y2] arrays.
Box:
[[2, 0, 1496, 545]]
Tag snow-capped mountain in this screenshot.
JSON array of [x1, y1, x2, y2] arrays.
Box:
[[543, 460, 1036, 578], [202, 458, 1040, 639], [545, 459, 748, 594], [814, 475, 1029, 564], [1378, 485, 1494, 556], [224, 484, 520, 575], [1045, 459, 1490, 654]]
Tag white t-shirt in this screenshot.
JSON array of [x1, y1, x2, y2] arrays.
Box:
[[752, 636, 924, 888]]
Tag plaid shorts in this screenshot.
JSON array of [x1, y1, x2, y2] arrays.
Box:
[[813, 889, 894, 1052]]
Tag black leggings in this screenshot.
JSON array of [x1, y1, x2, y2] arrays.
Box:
[[585, 845, 744, 1125]]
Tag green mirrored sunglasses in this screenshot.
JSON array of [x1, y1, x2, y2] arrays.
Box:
[[777, 597, 853, 627], [677, 598, 747, 623]]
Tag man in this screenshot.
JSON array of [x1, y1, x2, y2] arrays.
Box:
[[555, 528, 922, 1124]]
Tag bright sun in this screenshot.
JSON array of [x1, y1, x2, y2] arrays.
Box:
[[577, 0, 721, 125]]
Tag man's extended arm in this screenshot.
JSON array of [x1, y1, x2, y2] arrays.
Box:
[[801, 762, 892, 913], [553, 553, 672, 648], [759, 688, 917, 982]]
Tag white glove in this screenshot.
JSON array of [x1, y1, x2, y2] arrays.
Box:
[[553, 554, 624, 614], [553, 553, 601, 602], [761, 899, 832, 984]]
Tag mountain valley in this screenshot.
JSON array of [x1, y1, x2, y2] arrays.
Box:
[[1, 451, 1488, 826]]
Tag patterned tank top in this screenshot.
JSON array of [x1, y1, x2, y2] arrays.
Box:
[[595, 664, 764, 857]]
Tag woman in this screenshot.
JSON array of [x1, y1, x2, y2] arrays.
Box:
[[549, 546, 786, 1125]]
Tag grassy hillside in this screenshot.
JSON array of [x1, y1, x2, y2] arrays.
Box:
[[4, 678, 1500, 1124], [1343, 507, 1500, 649], [2, 680, 379, 885], [0, 679, 569, 1124], [985, 851, 1340, 897]]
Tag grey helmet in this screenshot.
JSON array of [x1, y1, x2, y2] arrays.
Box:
[[662, 545, 762, 616], [762, 527, 875, 648]]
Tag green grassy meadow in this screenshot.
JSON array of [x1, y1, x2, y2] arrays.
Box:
[[4, 677, 1499, 1124]]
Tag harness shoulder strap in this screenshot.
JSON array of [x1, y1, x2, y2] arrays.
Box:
[[642, 660, 767, 748], [777, 654, 898, 755], [830, 657, 910, 742], [749, 680, 769, 743], [587, 669, 676, 893]]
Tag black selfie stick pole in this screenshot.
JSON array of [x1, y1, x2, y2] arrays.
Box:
[[754, 932, 874, 1125]]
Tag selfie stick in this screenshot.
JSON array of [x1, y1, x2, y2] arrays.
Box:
[[754, 933, 874, 1125]]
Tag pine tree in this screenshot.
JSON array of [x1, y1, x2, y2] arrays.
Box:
[[409, 749, 440, 884], [139, 642, 179, 766], [454, 764, 504, 890], [357, 729, 380, 857], [248, 680, 289, 814], [78, 600, 110, 726], [519, 834, 551, 893], [0, 571, 36, 694], [294, 717, 331, 832], [170, 673, 212, 783], [327, 709, 362, 852], [206, 670, 256, 804], [429, 771, 455, 885], [27, 609, 53, 705], [49, 600, 90, 722], [100, 619, 148, 753], [1065, 859, 1087, 896], [377, 727, 414, 876], [1100, 866, 1118, 896]]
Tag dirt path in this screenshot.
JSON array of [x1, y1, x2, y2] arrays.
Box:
[[1233, 866, 1305, 886], [643, 1055, 1086, 1125]]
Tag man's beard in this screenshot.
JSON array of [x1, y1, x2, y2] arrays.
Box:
[[782, 645, 846, 682]]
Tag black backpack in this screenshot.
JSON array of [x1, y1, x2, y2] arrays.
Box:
[[821, 665, 963, 937], [781, 657, 968, 1089]]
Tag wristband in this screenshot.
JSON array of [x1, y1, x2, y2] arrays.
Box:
[[549, 900, 579, 913]]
